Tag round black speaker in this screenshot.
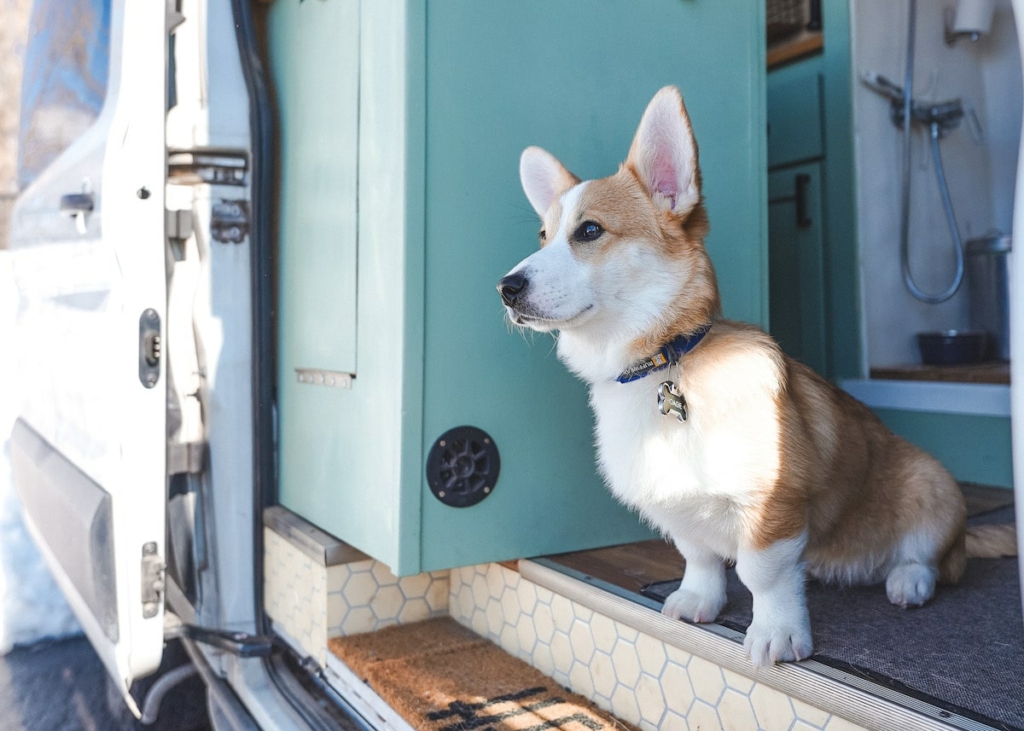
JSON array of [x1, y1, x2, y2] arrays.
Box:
[[425, 426, 500, 508]]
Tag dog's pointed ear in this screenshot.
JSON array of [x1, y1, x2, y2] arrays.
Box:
[[626, 86, 701, 217], [520, 146, 580, 218]]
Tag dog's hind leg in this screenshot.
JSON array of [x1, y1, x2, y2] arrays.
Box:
[[663, 537, 726, 624], [736, 533, 813, 668], [885, 527, 953, 608]]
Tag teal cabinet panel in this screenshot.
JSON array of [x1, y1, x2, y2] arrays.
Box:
[[874, 410, 1013, 488], [272, 1, 767, 575], [271, 0, 359, 375], [769, 163, 827, 374], [767, 56, 824, 169]]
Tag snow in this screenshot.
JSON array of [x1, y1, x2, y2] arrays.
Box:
[[0, 251, 80, 652]]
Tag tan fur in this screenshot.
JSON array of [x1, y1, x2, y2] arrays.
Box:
[[965, 524, 1018, 559]]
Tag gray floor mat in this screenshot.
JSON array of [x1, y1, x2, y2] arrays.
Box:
[[643, 506, 1022, 731]]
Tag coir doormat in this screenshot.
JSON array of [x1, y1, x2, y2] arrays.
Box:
[[329, 617, 637, 731]]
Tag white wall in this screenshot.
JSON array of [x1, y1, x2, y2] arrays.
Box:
[[852, 0, 1022, 368]]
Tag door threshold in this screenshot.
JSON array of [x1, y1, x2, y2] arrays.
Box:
[[526, 557, 1008, 731]]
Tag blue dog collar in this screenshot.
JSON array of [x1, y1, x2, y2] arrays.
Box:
[[616, 325, 711, 384]]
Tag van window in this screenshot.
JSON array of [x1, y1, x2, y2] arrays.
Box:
[[17, 0, 112, 189]]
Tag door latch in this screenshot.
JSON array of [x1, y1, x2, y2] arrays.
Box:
[[139, 309, 161, 388], [141, 542, 164, 619]]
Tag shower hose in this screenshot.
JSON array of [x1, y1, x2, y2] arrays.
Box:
[[900, 0, 966, 304]]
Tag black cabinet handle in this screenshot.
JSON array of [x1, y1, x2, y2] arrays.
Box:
[[795, 173, 812, 229], [60, 193, 94, 214]]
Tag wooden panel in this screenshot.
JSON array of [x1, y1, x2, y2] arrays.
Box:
[[548, 541, 686, 594], [870, 362, 1010, 385]]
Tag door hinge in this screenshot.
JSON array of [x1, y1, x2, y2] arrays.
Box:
[[211, 200, 249, 244], [168, 148, 248, 187], [168, 441, 206, 475], [166, 208, 194, 240], [164, 613, 274, 658], [141, 542, 165, 619]]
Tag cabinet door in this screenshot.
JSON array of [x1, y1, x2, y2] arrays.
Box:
[[769, 163, 827, 374], [272, 0, 768, 575], [418, 2, 769, 573]]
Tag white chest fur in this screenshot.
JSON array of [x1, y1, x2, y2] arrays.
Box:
[[586, 357, 784, 560]]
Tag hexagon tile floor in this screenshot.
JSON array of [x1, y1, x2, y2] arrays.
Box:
[[447, 563, 867, 731], [265, 514, 870, 731]]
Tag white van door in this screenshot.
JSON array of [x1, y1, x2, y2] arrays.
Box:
[[8, 0, 168, 705]]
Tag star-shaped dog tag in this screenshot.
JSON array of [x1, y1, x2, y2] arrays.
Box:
[[657, 381, 687, 422]]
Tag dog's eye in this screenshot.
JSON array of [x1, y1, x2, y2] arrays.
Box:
[[539, 229, 546, 243], [574, 221, 604, 242]]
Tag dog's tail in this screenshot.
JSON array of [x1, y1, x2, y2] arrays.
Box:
[[965, 524, 1018, 558]]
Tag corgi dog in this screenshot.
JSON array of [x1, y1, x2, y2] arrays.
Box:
[[498, 86, 1015, 667]]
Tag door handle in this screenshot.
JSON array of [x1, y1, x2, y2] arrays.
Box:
[[795, 174, 812, 229], [60, 192, 94, 214]]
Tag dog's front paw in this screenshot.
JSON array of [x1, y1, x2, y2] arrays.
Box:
[[662, 587, 726, 624], [743, 619, 813, 668]]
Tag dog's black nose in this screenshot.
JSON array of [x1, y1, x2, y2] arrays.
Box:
[[498, 272, 528, 306]]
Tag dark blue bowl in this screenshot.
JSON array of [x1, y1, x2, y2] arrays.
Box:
[[916, 330, 990, 366]]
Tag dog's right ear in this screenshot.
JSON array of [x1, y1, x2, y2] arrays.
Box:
[[520, 146, 579, 218]]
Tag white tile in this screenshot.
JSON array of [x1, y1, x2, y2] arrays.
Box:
[[661, 661, 695, 717], [485, 597, 504, 637], [500, 622, 521, 657], [792, 697, 831, 727], [551, 631, 574, 675], [551, 595, 574, 633], [341, 606, 377, 635], [486, 565, 505, 598], [717, 688, 758, 731], [370, 561, 399, 587], [611, 638, 642, 689], [342, 572, 378, 607], [590, 613, 618, 654], [685, 700, 723, 731], [569, 660, 595, 698], [615, 621, 639, 643], [398, 573, 431, 599], [569, 618, 596, 663], [590, 650, 617, 698], [533, 604, 555, 644], [636, 633, 667, 676], [516, 580, 538, 615], [750, 683, 796, 731], [398, 597, 430, 623], [661, 711, 688, 731], [635, 673, 667, 727], [471, 572, 490, 609], [425, 576, 449, 613], [721, 668, 756, 695], [500, 585, 522, 622], [516, 613, 537, 654], [326, 565, 347, 594], [372, 585, 404, 620], [533, 642, 556, 677], [611, 683, 641, 725], [688, 656, 726, 705]]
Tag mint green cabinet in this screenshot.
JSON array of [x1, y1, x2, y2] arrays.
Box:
[[269, 0, 767, 575], [767, 56, 828, 376]]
